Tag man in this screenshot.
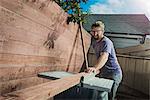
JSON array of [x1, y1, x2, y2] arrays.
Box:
[[87, 21, 122, 100]]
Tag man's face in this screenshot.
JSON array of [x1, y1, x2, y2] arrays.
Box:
[[91, 27, 103, 40]]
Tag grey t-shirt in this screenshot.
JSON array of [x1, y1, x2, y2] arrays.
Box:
[[91, 36, 121, 73]]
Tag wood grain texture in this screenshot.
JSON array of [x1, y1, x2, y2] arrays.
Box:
[[117, 55, 150, 95], [134, 59, 144, 93], [116, 43, 150, 55], [0, 5, 89, 70], [0, 0, 60, 29], [127, 58, 136, 87], [129, 50, 150, 57], [0, 0, 91, 95], [0, 76, 50, 95], [0, 53, 64, 65], [141, 60, 150, 94], [1, 72, 88, 100], [0, 65, 55, 82]]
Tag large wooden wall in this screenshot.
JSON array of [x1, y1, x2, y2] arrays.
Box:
[[0, 0, 91, 95]]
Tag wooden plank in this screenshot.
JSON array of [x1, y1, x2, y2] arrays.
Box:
[[116, 43, 150, 54], [2, 72, 88, 100], [23, 0, 70, 32], [121, 57, 129, 85], [14, 0, 91, 45], [0, 6, 84, 60], [0, 53, 64, 65], [88, 53, 95, 67], [0, 0, 62, 29], [129, 50, 150, 57], [0, 0, 75, 37], [91, 54, 97, 67], [141, 60, 150, 95], [117, 54, 150, 60], [0, 53, 66, 82], [127, 58, 136, 88], [133, 59, 144, 92], [117, 57, 125, 82], [117, 56, 124, 68], [88, 46, 97, 67], [0, 3, 81, 54], [106, 34, 143, 39], [0, 6, 67, 56], [0, 76, 50, 95], [0, 5, 86, 73], [119, 57, 131, 86], [0, 65, 54, 82], [0, 7, 50, 37], [0, 7, 48, 55], [23, 0, 65, 19], [0, 23, 49, 47]]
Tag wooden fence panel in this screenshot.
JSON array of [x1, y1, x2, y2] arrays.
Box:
[[118, 56, 149, 95]]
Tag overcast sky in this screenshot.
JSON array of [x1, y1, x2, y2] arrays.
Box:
[[81, 0, 150, 20]]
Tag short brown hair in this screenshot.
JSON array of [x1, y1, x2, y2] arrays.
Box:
[[91, 21, 105, 32]]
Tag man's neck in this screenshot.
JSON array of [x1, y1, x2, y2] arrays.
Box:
[[96, 36, 104, 42]]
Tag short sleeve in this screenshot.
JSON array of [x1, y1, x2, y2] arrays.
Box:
[[101, 41, 112, 54]]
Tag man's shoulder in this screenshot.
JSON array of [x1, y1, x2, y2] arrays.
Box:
[[102, 36, 113, 44]]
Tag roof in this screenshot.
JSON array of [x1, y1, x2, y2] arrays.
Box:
[[83, 14, 150, 48], [83, 14, 150, 35]]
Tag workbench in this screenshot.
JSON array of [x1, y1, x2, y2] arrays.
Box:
[[38, 71, 114, 100]]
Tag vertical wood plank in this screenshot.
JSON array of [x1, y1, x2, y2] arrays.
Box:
[[141, 60, 150, 94], [123, 57, 129, 85], [134, 59, 144, 91], [128, 58, 136, 88]]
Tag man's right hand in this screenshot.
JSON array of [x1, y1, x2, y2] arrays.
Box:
[[85, 67, 99, 74], [88, 67, 96, 73]]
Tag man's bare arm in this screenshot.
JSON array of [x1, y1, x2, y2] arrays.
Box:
[[95, 52, 109, 71], [87, 52, 109, 73]]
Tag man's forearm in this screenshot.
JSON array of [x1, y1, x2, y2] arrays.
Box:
[[94, 52, 108, 71]]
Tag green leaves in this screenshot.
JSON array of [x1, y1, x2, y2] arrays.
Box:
[[44, 0, 89, 49], [54, 0, 89, 24]]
